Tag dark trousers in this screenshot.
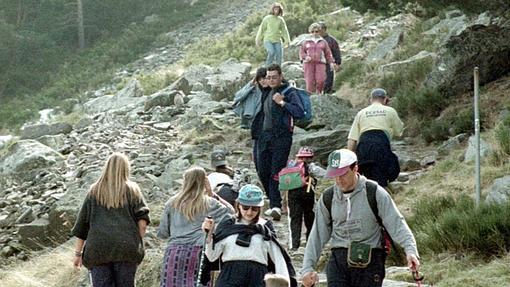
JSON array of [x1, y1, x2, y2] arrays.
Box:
[[215, 261, 268, 287], [324, 68, 335, 93], [90, 261, 138, 287], [288, 187, 315, 249], [356, 130, 400, 187], [326, 248, 386, 287], [255, 134, 292, 209]]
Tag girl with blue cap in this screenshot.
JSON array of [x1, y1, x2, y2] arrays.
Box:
[[202, 184, 297, 287]]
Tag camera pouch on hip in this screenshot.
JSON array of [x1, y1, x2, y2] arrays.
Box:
[[347, 242, 372, 268]]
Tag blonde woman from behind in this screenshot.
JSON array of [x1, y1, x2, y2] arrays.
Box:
[[72, 152, 151, 287], [158, 166, 234, 287]]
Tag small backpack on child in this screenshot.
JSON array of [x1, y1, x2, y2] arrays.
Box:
[[278, 160, 307, 191]]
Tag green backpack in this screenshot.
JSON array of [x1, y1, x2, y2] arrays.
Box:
[[278, 160, 306, 191]]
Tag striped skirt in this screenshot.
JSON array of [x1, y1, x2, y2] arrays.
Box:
[[160, 244, 209, 287]]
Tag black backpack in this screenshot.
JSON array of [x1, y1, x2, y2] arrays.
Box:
[[322, 180, 395, 255]]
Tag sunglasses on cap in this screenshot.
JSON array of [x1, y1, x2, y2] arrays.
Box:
[[240, 205, 261, 211]]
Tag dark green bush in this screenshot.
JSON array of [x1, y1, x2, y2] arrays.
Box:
[[409, 195, 510, 257], [340, 0, 509, 14]]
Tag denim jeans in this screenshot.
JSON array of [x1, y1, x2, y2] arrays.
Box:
[[263, 41, 282, 66], [90, 261, 138, 287]]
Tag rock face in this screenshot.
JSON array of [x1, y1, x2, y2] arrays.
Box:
[[464, 135, 491, 163], [0, 140, 64, 176], [20, 122, 73, 140], [309, 95, 356, 130], [83, 79, 145, 114], [366, 28, 404, 63], [204, 59, 251, 101], [292, 127, 351, 165], [426, 15, 510, 97], [486, 175, 510, 204]]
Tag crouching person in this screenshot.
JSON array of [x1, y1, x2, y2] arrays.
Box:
[[301, 149, 420, 287], [202, 184, 297, 287]]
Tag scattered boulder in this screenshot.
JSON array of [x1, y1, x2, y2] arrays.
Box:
[[437, 133, 467, 156], [168, 76, 191, 95], [36, 134, 66, 151], [486, 175, 510, 204], [379, 51, 436, 73], [20, 122, 73, 140], [426, 14, 510, 97], [204, 58, 251, 101], [309, 94, 356, 130], [464, 135, 491, 163], [0, 140, 64, 176], [83, 79, 146, 114], [292, 127, 351, 165], [366, 28, 404, 63], [144, 89, 183, 112]]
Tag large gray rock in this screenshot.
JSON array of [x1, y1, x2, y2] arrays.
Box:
[[309, 95, 356, 130], [204, 58, 251, 101], [486, 175, 510, 204], [36, 134, 66, 151], [182, 64, 215, 87], [464, 135, 491, 163], [379, 51, 437, 73], [168, 76, 191, 95], [158, 157, 191, 191], [20, 122, 73, 140], [426, 14, 510, 97], [292, 126, 351, 165], [83, 79, 146, 114], [144, 89, 184, 112], [366, 28, 404, 63], [0, 140, 64, 175], [437, 133, 467, 156], [186, 91, 228, 115]]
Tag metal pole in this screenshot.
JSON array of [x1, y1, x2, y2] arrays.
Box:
[[474, 67, 481, 207]]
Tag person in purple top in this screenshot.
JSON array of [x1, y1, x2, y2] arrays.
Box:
[[318, 21, 342, 94]]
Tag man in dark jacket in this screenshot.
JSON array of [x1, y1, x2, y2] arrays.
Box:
[[251, 64, 305, 220], [318, 21, 342, 94]]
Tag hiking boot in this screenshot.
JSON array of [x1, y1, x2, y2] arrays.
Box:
[[264, 208, 273, 217], [271, 207, 282, 221]]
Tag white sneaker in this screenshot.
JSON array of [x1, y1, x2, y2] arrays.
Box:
[[264, 208, 273, 216], [271, 207, 282, 221]]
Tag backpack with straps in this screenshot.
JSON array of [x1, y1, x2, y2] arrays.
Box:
[[282, 85, 313, 129], [278, 160, 307, 191], [322, 180, 394, 255]]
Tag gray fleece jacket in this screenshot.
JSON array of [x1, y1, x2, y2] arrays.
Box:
[[301, 175, 418, 274]]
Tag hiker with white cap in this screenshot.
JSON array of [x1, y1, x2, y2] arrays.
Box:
[[202, 184, 297, 286], [347, 88, 403, 188], [300, 149, 420, 287]]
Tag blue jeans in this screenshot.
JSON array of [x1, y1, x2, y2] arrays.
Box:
[[90, 262, 138, 287], [264, 41, 282, 66]]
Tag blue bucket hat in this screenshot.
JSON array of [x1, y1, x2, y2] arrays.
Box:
[[237, 184, 264, 207]]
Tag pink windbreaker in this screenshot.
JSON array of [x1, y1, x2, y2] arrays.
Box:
[[300, 38, 334, 64]]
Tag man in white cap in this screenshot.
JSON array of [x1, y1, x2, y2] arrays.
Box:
[[300, 149, 420, 287], [347, 88, 403, 188]]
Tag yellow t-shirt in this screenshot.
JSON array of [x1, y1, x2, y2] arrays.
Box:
[[348, 103, 404, 142]]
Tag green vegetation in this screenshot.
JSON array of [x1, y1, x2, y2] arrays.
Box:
[[409, 195, 510, 257], [340, 0, 509, 15], [0, 0, 220, 130], [494, 111, 510, 156]]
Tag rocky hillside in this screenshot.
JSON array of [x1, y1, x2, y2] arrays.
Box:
[[1, 2, 510, 287]]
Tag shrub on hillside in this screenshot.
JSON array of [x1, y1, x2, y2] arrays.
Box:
[[409, 195, 510, 257], [340, 0, 509, 15], [494, 113, 510, 156]]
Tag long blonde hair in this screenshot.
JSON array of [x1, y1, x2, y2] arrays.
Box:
[[88, 152, 143, 208], [171, 166, 209, 221]]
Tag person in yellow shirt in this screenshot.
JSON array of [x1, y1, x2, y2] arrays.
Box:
[[347, 88, 403, 187], [255, 3, 291, 66]]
